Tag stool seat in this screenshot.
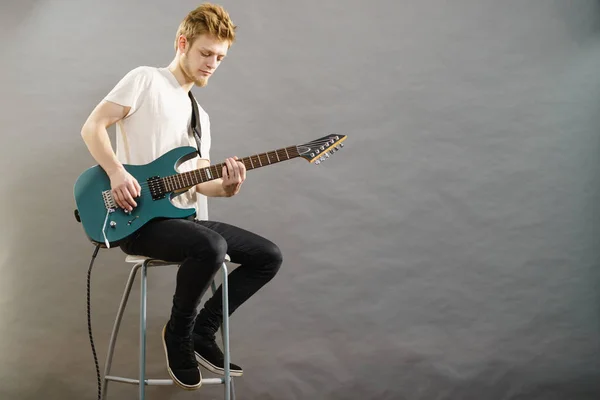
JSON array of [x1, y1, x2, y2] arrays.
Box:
[[125, 254, 231, 263]]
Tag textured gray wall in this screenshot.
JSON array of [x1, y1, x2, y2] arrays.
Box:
[[1, 0, 599, 399]]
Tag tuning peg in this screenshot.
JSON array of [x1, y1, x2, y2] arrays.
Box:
[[325, 153, 330, 158], [315, 160, 321, 165], [320, 146, 325, 151], [340, 143, 344, 148]]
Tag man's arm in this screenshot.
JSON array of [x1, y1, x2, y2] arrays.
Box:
[[195, 157, 246, 197], [80, 100, 141, 211]]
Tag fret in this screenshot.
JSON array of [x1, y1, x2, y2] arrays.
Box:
[[284, 147, 290, 159], [275, 150, 280, 162]]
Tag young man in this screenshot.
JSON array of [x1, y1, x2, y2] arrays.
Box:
[[80, 3, 282, 390]]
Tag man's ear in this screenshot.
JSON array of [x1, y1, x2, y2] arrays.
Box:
[[176, 35, 187, 53]]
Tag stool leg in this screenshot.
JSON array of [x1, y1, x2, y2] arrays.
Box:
[[210, 265, 235, 400], [102, 263, 142, 400], [139, 260, 149, 400], [221, 262, 231, 400]]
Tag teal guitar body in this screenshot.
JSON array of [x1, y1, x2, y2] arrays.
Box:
[[73, 134, 347, 248], [74, 146, 198, 248]]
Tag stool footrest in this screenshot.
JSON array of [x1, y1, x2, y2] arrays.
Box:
[[105, 376, 226, 386]]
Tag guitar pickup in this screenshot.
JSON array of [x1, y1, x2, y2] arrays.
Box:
[[147, 176, 167, 200]]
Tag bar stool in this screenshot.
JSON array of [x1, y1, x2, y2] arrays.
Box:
[[100, 254, 236, 400]]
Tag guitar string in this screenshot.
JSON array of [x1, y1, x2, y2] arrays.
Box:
[[108, 139, 341, 202], [118, 139, 338, 191]]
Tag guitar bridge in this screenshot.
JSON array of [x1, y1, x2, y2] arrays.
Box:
[[102, 190, 117, 210]]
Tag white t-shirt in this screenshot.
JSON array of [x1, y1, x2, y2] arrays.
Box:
[[103, 66, 212, 221]]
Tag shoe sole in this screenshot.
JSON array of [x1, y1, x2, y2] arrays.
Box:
[[162, 325, 202, 390], [195, 352, 244, 377]]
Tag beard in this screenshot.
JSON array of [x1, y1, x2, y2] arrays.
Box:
[[180, 54, 209, 87]]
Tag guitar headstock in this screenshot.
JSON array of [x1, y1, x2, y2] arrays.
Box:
[[297, 134, 347, 164]]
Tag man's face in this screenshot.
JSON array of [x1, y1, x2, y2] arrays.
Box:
[[179, 34, 229, 87]]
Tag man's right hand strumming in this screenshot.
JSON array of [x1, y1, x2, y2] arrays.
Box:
[[109, 167, 141, 212]]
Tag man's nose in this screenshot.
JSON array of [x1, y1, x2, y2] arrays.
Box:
[[206, 55, 218, 70]]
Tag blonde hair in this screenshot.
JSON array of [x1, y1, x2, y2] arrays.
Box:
[[174, 3, 237, 50]]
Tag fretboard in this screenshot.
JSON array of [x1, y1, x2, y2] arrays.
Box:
[[159, 145, 300, 192]]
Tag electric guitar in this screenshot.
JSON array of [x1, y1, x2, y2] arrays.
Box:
[[73, 134, 347, 248]]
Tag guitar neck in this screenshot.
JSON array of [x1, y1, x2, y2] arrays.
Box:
[[161, 145, 300, 192]]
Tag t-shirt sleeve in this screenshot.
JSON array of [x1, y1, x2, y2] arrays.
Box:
[[103, 66, 152, 117]]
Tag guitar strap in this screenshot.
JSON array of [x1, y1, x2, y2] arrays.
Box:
[[188, 90, 202, 158]]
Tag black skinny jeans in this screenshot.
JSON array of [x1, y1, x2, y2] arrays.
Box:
[[119, 217, 282, 337]]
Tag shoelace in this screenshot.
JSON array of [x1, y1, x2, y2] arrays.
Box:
[[174, 335, 198, 368]]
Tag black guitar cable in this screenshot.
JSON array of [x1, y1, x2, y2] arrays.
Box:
[[86, 244, 102, 400]]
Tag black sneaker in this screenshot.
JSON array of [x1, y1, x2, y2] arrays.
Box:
[[193, 333, 243, 377], [162, 324, 202, 389]]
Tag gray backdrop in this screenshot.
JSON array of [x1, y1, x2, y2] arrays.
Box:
[[1, 0, 599, 399]]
